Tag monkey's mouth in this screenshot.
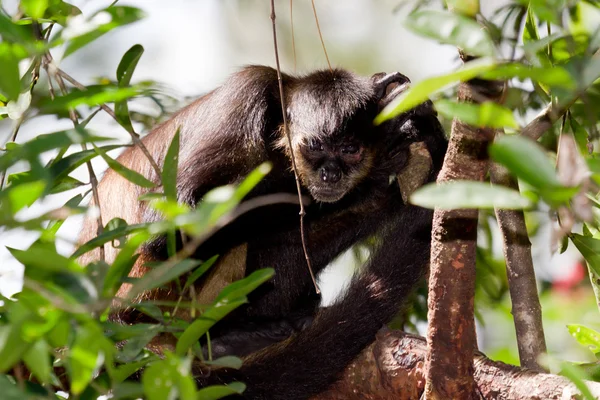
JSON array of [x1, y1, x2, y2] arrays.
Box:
[[309, 186, 348, 203]]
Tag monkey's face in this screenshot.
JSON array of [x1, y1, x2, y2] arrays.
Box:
[[296, 136, 374, 203]]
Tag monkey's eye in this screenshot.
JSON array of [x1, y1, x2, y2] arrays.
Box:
[[308, 140, 324, 152], [341, 144, 360, 154]]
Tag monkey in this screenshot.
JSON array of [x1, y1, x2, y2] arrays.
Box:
[[77, 65, 447, 399]]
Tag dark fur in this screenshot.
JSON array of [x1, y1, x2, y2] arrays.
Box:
[[78, 66, 447, 399]]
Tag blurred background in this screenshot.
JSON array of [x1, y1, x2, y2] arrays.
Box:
[[0, 0, 597, 368]]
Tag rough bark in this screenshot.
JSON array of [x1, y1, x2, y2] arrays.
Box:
[[317, 330, 600, 400], [424, 80, 504, 399], [491, 163, 547, 371]]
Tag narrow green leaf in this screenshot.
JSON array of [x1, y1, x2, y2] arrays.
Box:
[[175, 299, 246, 356], [215, 268, 275, 303], [0, 325, 32, 372], [0, 129, 110, 172], [72, 222, 148, 258], [410, 181, 532, 210], [559, 361, 596, 400], [162, 128, 180, 201], [102, 232, 149, 296], [176, 269, 274, 356], [405, 10, 495, 57], [523, 4, 540, 43], [183, 255, 218, 291], [204, 355, 243, 370], [93, 144, 156, 188], [375, 58, 495, 124], [130, 259, 203, 299], [115, 44, 144, 133], [196, 383, 247, 399], [480, 64, 575, 88], [434, 100, 518, 129], [40, 84, 144, 112], [62, 7, 145, 58]]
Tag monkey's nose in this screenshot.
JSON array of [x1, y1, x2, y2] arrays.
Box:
[[320, 166, 342, 183]]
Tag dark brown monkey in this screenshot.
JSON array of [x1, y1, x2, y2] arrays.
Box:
[[78, 66, 447, 399]]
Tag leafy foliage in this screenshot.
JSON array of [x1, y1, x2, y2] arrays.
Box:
[[1, 0, 600, 397]]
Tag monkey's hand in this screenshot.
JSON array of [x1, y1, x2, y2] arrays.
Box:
[[397, 141, 433, 203]]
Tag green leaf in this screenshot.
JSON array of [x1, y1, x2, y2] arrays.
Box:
[[102, 232, 148, 296], [405, 10, 495, 57], [0, 129, 110, 172], [142, 353, 196, 400], [0, 325, 32, 372], [480, 64, 575, 88], [115, 44, 144, 133], [69, 323, 113, 395], [21, 0, 49, 19], [175, 298, 247, 357], [39, 84, 145, 112], [0, 180, 46, 214], [0, 374, 32, 400], [204, 355, 243, 370], [375, 58, 495, 124], [44, 0, 82, 26], [129, 259, 202, 298], [49, 175, 85, 193], [183, 255, 218, 291], [175, 269, 274, 356], [0, 43, 23, 101], [62, 6, 145, 58], [0, 13, 36, 44], [22, 339, 52, 384], [522, 4, 540, 44], [196, 382, 247, 399], [434, 100, 518, 129], [559, 361, 596, 400], [571, 234, 600, 277], [215, 268, 274, 303], [72, 222, 148, 258], [567, 324, 600, 356], [9, 242, 83, 274], [445, 0, 479, 17], [410, 181, 532, 210], [162, 128, 180, 201], [93, 144, 156, 188], [489, 135, 562, 190], [50, 144, 122, 182]]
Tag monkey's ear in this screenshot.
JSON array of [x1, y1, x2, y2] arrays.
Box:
[[371, 72, 410, 109]]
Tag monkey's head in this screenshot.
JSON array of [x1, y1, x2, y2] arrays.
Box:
[[278, 69, 415, 203]]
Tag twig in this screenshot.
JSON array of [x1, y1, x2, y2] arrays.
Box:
[[0, 116, 24, 190], [270, 0, 320, 294], [290, 0, 297, 72], [311, 0, 332, 73], [55, 68, 163, 179], [491, 162, 547, 372], [43, 54, 106, 261]]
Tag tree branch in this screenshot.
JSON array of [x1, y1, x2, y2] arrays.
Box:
[[317, 330, 600, 400], [423, 77, 505, 399]]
